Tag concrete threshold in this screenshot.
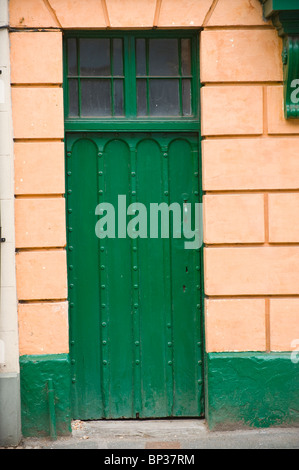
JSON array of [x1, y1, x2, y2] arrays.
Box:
[[4, 419, 299, 449]]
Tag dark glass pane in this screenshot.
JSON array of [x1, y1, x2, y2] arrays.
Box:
[[149, 39, 179, 76], [136, 39, 146, 76], [80, 38, 110, 76], [68, 79, 78, 116], [68, 38, 77, 76], [113, 79, 124, 116], [149, 79, 179, 116], [113, 39, 123, 76], [81, 79, 111, 117], [181, 39, 191, 76], [182, 79, 192, 116], [137, 79, 147, 116]]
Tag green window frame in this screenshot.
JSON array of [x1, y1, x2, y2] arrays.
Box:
[[63, 31, 200, 132]]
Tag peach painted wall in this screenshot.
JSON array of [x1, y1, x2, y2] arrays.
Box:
[[201, 0, 299, 353], [9, 0, 299, 356]]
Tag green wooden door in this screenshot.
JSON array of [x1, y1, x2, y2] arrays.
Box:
[[66, 132, 203, 419]]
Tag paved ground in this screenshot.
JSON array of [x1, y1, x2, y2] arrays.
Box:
[[5, 419, 299, 449]]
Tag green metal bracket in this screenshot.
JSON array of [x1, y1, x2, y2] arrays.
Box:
[[282, 36, 299, 118], [260, 1, 299, 119]]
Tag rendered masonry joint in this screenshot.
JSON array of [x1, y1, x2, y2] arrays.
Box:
[[261, 0, 299, 118]]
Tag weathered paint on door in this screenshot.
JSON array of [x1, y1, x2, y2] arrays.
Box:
[[66, 132, 203, 419]]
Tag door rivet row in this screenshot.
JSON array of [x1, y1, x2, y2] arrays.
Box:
[[130, 145, 142, 413], [66, 151, 73, 380], [162, 145, 174, 388], [98, 148, 109, 383], [193, 148, 204, 407]]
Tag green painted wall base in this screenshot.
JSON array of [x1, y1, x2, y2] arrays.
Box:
[[205, 352, 299, 431], [20, 354, 71, 438], [19, 351, 299, 435]]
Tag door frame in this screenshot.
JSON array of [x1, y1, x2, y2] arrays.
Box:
[[63, 29, 205, 418]]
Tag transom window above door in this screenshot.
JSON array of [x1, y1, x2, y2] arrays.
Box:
[[64, 32, 199, 124]]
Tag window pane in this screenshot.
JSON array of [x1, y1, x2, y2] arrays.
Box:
[[181, 39, 191, 76], [81, 79, 111, 117], [149, 39, 179, 76], [68, 38, 77, 76], [149, 79, 179, 116], [113, 39, 123, 76], [137, 79, 147, 116], [68, 79, 78, 116], [113, 79, 124, 116], [136, 39, 146, 76], [80, 38, 110, 76], [182, 79, 192, 116]]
